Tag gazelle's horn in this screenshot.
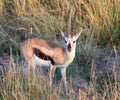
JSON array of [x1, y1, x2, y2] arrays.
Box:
[[66, 8, 71, 36], [71, 9, 77, 37]]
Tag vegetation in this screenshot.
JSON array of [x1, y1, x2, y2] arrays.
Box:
[[0, 0, 120, 100]]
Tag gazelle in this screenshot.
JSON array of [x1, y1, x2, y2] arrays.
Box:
[[20, 9, 82, 95]]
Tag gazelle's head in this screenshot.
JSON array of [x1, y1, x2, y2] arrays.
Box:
[[61, 31, 82, 52], [61, 9, 82, 52]]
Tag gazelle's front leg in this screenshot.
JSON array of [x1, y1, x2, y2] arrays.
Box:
[[49, 65, 56, 100], [60, 67, 68, 95]]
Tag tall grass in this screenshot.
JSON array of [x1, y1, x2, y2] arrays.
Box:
[[80, 0, 120, 45], [0, 0, 120, 100], [1, 0, 120, 46], [0, 59, 120, 100], [0, 67, 49, 100]]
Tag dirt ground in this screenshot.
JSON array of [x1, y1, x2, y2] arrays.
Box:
[[95, 48, 120, 81]]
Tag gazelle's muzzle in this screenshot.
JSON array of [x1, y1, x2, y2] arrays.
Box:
[[67, 43, 72, 51]]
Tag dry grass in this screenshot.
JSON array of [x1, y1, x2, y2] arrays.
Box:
[[1, 0, 120, 46], [80, 0, 120, 45], [0, 0, 120, 100], [0, 58, 119, 100], [0, 0, 3, 16]]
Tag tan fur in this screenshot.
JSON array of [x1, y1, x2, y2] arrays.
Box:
[[21, 38, 67, 65]]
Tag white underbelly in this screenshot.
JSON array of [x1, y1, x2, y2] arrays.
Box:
[[34, 55, 51, 67], [34, 55, 73, 68]]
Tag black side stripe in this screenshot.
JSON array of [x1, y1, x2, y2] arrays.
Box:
[[33, 48, 55, 65]]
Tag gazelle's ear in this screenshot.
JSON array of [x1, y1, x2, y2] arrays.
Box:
[[61, 31, 67, 43], [75, 29, 82, 40]]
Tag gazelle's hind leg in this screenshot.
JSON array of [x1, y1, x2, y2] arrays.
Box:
[[21, 44, 36, 77], [28, 59, 36, 78], [60, 67, 68, 95], [49, 65, 56, 100]]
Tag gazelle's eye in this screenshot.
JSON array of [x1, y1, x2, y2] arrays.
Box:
[[73, 41, 76, 43]]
